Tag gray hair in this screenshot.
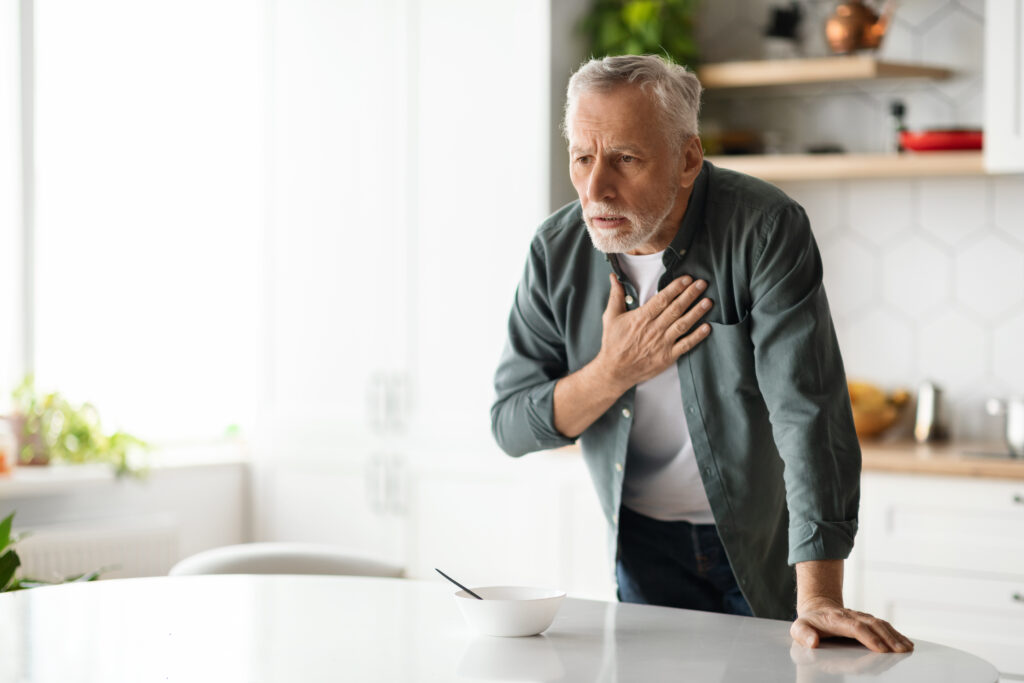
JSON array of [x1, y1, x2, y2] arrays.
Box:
[[562, 54, 703, 146]]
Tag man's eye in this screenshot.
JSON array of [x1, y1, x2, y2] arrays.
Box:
[[576, 156, 591, 165], [621, 155, 636, 163]]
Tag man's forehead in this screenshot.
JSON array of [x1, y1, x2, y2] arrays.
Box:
[[566, 86, 661, 144]]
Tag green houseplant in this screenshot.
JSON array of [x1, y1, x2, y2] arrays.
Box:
[[0, 512, 102, 591], [9, 375, 150, 477], [579, 0, 702, 67]]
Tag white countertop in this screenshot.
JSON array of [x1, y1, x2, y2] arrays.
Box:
[[0, 575, 997, 682]]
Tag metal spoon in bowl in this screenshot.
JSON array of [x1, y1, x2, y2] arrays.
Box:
[[435, 568, 483, 600]]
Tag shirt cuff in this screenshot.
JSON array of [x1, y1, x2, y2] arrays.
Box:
[[525, 379, 576, 448], [787, 519, 858, 565]]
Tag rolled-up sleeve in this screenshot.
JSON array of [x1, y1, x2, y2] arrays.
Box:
[[747, 203, 861, 565], [491, 239, 576, 457]]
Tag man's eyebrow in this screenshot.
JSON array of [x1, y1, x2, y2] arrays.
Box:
[[568, 144, 646, 156], [608, 145, 645, 155]]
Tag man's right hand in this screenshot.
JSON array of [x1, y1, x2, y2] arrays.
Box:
[[596, 273, 713, 394], [552, 273, 713, 439]]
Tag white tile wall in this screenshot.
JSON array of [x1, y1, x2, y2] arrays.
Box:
[[699, 1, 1024, 441], [779, 174, 1024, 442]]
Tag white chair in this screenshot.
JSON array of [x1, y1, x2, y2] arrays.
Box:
[[168, 542, 404, 578]]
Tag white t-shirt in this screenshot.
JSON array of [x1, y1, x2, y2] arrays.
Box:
[[617, 251, 714, 525]]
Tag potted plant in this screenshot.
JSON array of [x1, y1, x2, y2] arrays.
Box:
[[0, 512, 102, 591], [579, 0, 702, 67], [5, 375, 150, 477]]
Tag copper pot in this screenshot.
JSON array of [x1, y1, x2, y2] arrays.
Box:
[[825, 0, 894, 54]]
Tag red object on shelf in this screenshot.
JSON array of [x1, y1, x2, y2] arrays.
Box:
[[900, 129, 983, 151]]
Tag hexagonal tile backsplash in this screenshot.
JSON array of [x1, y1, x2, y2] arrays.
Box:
[[699, 0, 1024, 441], [776, 174, 1024, 443]]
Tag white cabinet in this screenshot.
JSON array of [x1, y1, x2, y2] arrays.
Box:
[[984, 0, 1024, 172], [259, 0, 551, 555], [856, 471, 1024, 678], [403, 452, 615, 601], [254, 456, 408, 567]]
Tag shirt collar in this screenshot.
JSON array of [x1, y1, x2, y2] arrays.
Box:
[[665, 160, 710, 263]]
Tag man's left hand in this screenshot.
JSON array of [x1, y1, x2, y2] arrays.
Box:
[[791, 596, 914, 653]]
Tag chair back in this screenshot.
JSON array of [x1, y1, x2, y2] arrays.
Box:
[[169, 542, 404, 578]]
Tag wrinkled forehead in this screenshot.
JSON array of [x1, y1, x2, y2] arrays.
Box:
[[564, 84, 665, 147]]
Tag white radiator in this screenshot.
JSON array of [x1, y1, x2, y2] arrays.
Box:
[[14, 516, 181, 582]]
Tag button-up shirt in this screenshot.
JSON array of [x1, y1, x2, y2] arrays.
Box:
[[490, 161, 861, 620]]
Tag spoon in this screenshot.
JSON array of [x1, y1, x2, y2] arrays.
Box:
[[435, 568, 483, 600]]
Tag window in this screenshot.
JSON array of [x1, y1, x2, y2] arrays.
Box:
[[29, 0, 265, 441]]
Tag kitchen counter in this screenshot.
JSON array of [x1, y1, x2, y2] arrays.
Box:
[[860, 440, 1024, 480], [0, 575, 998, 682], [549, 441, 1024, 480]]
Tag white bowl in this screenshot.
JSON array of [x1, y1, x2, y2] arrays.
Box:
[[454, 585, 566, 637]]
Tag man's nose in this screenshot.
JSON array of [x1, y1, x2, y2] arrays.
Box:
[[586, 159, 616, 203]]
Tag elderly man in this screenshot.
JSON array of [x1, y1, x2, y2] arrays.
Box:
[[491, 54, 912, 653]]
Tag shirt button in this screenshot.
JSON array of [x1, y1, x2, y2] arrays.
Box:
[[624, 295, 634, 305], [615, 462, 623, 472], [612, 514, 619, 525], [687, 406, 696, 415], [622, 408, 631, 418]]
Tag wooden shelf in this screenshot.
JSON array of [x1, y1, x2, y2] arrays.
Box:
[[697, 56, 953, 89], [706, 151, 984, 181]]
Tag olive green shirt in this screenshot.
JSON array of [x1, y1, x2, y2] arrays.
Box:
[[490, 161, 861, 621]]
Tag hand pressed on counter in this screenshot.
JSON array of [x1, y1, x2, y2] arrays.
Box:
[[552, 273, 713, 439], [791, 560, 914, 654]]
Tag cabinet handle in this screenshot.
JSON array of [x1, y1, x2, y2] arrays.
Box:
[[1014, 494, 1024, 505], [1014, 593, 1024, 603]]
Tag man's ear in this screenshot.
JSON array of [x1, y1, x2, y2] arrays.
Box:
[[679, 135, 704, 189]]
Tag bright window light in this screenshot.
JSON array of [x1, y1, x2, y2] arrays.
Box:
[[32, 0, 265, 442]]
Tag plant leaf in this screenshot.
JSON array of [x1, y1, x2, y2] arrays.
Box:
[[0, 549, 21, 592], [0, 512, 13, 552]]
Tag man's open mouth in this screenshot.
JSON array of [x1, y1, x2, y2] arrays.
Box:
[[592, 215, 628, 227]]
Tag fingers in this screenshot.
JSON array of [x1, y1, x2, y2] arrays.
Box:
[[654, 277, 709, 328], [793, 609, 914, 654], [666, 296, 713, 340], [839, 613, 912, 653], [670, 323, 711, 359], [642, 275, 693, 319], [605, 273, 626, 317], [790, 618, 821, 649]]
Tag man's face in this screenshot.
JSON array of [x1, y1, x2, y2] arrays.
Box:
[[567, 85, 687, 255]]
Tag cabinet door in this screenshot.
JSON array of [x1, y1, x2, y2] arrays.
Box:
[[985, 0, 1024, 172], [404, 455, 615, 600], [269, 0, 413, 442], [411, 0, 550, 447], [859, 472, 1024, 575], [255, 458, 407, 567], [862, 569, 1024, 677]]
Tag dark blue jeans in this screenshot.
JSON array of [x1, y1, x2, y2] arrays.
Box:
[[615, 504, 754, 617]]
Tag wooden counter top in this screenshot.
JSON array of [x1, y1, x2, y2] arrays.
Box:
[[549, 441, 1024, 480], [860, 440, 1024, 480]]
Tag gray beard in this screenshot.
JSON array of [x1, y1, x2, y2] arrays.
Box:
[[583, 197, 676, 254]]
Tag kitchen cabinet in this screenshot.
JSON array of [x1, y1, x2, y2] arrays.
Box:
[[403, 451, 615, 601], [259, 0, 551, 559], [854, 470, 1024, 679], [984, 0, 1024, 172]]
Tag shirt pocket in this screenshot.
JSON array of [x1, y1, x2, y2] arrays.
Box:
[[701, 313, 761, 398]]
